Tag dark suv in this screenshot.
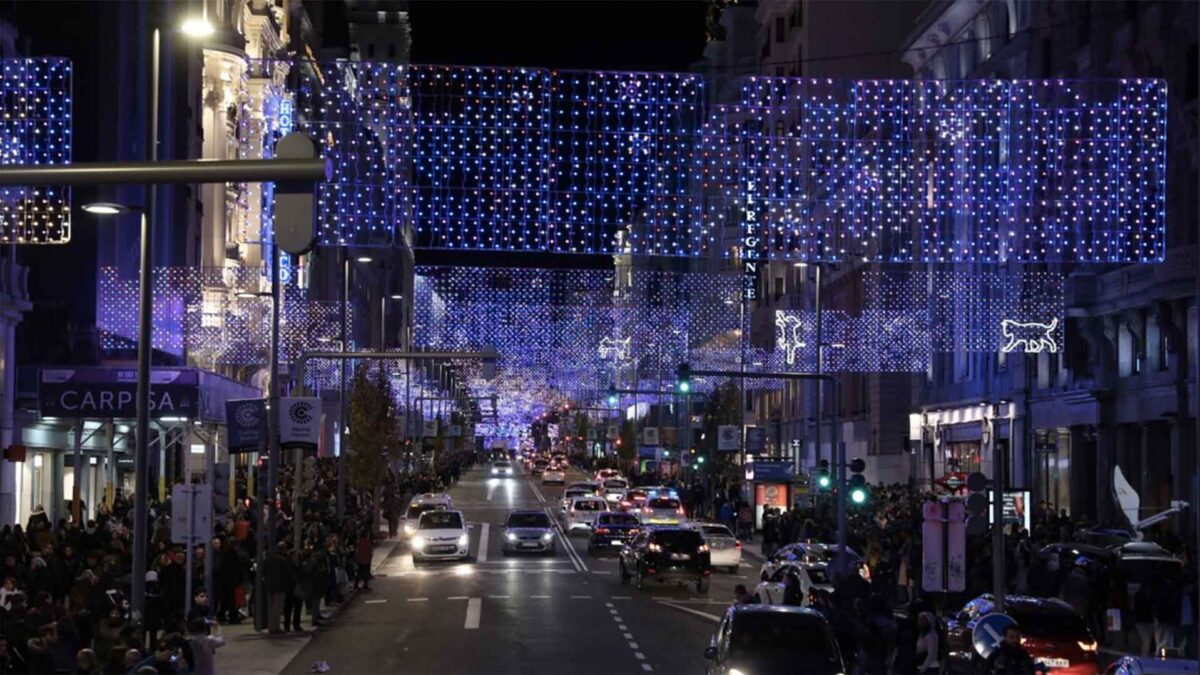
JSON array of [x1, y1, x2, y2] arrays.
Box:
[[619, 527, 712, 593], [587, 512, 641, 555]]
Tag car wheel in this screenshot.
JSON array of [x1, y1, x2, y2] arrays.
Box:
[[697, 577, 710, 594]]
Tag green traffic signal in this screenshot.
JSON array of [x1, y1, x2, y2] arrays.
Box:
[[816, 474, 832, 489], [675, 363, 692, 393], [696, 455, 705, 464], [850, 486, 868, 504]]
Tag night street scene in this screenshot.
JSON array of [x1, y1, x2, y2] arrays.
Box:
[[0, 0, 1197, 673]]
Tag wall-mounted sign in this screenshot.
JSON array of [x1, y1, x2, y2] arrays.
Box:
[[39, 368, 199, 419]]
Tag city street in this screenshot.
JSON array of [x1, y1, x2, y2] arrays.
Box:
[[280, 464, 745, 674]]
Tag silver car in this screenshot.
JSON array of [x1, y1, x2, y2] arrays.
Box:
[[565, 496, 609, 533], [502, 510, 556, 555]]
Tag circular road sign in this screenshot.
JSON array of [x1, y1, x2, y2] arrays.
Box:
[[972, 612, 1017, 659]]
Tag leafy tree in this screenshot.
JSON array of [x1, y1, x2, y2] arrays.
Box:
[[347, 365, 400, 530]]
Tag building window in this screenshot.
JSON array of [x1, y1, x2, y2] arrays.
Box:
[[776, 66, 785, 78], [776, 16, 785, 42], [367, 43, 376, 59], [793, 3, 803, 28], [1040, 38, 1052, 76], [762, 31, 771, 59], [388, 43, 397, 59]]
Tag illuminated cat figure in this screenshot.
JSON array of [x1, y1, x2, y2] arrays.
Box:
[[1000, 318, 1059, 353]]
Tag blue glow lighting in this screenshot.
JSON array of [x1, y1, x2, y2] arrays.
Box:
[[0, 58, 72, 244], [249, 66, 1164, 261]]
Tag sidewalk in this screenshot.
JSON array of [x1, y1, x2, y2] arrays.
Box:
[[214, 535, 402, 675]]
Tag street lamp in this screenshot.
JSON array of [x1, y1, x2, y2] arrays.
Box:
[[338, 252, 373, 517]]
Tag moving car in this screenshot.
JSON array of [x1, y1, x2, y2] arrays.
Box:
[[703, 605, 845, 675], [401, 493, 453, 539], [411, 509, 470, 564], [595, 468, 622, 482], [640, 496, 686, 525], [601, 478, 629, 503], [619, 526, 712, 593], [752, 562, 832, 606], [943, 594, 1100, 674], [566, 481, 600, 494], [531, 458, 549, 476], [693, 523, 742, 573], [758, 541, 863, 581], [542, 467, 566, 484], [1105, 656, 1198, 675], [620, 488, 649, 512], [587, 512, 641, 555], [561, 487, 594, 513], [642, 485, 680, 500], [491, 459, 513, 477], [565, 496, 609, 532], [501, 510, 555, 556]]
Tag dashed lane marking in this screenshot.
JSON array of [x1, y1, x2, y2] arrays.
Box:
[[642, 664, 654, 672], [464, 598, 481, 630], [530, 595, 551, 599], [629, 642, 640, 650], [406, 597, 428, 602], [634, 652, 646, 661], [488, 594, 510, 599], [447, 596, 468, 600], [623, 633, 633, 640], [612, 596, 632, 600], [477, 523, 490, 563], [569, 595, 592, 599], [364, 599, 388, 604], [657, 601, 723, 623]]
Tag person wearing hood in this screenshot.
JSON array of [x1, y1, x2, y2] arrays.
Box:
[[915, 611, 940, 674]]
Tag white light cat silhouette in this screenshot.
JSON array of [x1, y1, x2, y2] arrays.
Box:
[[1000, 318, 1059, 353]]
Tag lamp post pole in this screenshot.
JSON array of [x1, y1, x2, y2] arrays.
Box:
[[338, 252, 348, 519], [130, 27, 160, 627]]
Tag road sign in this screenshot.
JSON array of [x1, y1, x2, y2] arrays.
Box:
[[171, 484, 212, 544], [921, 501, 945, 592], [947, 500, 966, 592], [422, 419, 439, 438], [586, 428, 597, 441], [642, 427, 659, 446], [717, 425, 739, 451], [606, 425, 618, 440], [972, 613, 1017, 658], [745, 427, 766, 452]]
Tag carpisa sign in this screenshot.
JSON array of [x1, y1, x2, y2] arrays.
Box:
[[39, 368, 199, 419]]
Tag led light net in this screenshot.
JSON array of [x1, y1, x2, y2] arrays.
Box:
[[0, 58, 71, 244]]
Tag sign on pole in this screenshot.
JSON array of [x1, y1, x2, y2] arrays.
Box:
[[225, 398, 267, 453], [947, 500, 967, 592], [745, 427, 766, 452], [422, 419, 439, 438], [921, 501, 945, 592], [718, 425, 740, 451], [606, 424, 618, 441], [279, 397, 320, 448], [642, 427, 659, 446], [972, 613, 1017, 658], [171, 484, 213, 545]]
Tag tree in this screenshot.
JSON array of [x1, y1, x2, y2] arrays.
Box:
[[347, 365, 400, 531]]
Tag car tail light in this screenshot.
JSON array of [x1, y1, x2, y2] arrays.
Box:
[[703, 568, 712, 576], [595, 527, 610, 535], [1077, 641, 1097, 653], [642, 507, 652, 514], [735, 540, 743, 549], [677, 507, 685, 515], [646, 568, 656, 575], [620, 501, 631, 508]]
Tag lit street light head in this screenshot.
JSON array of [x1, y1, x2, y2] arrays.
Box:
[[180, 17, 215, 38], [82, 202, 136, 215]]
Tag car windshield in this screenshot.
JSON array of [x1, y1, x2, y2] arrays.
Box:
[[702, 525, 733, 538], [418, 512, 463, 530], [494, 461, 510, 467], [573, 500, 605, 511], [599, 514, 639, 526], [604, 479, 627, 489], [534, 460, 548, 466], [649, 498, 680, 509], [507, 513, 550, 528], [652, 530, 703, 551], [1009, 607, 1092, 639], [406, 504, 443, 519], [565, 490, 589, 500], [1119, 559, 1182, 587], [729, 613, 838, 670], [806, 567, 830, 585]]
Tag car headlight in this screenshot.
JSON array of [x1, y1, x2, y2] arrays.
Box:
[[728, 669, 750, 675], [411, 536, 426, 551], [457, 534, 469, 547], [506, 533, 518, 542], [404, 524, 416, 536], [542, 532, 553, 541]]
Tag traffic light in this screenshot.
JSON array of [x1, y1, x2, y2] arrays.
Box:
[[849, 457, 868, 504], [965, 471, 989, 535], [675, 363, 692, 394], [696, 455, 705, 464], [816, 459, 832, 490], [607, 385, 618, 407]]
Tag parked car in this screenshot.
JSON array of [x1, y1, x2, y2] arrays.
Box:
[[619, 526, 712, 593], [942, 594, 1100, 675], [752, 562, 832, 607], [758, 541, 863, 581], [703, 605, 844, 675]]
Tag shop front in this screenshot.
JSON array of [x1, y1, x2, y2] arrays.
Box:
[[744, 458, 796, 529]]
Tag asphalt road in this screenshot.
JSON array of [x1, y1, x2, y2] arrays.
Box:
[[280, 463, 757, 674]]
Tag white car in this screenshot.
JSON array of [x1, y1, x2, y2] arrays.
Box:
[[491, 460, 513, 477], [694, 523, 742, 573], [758, 542, 864, 582], [565, 496, 609, 533], [542, 468, 566, 484], [401, 493, 453, 539], [594, 468, 622, 483], [411, 509, 470, 563], [601, 478, 629, 504], [639, 496, 686, 525], [561, 488, 594, 513], [752, 562, 833, 606]]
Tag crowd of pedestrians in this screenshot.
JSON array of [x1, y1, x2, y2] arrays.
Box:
[[0, 449, 476, 674]]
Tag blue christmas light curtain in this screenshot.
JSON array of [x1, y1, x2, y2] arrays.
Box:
[[0, 58, 72, 244], [261, 65, 1166, 261]]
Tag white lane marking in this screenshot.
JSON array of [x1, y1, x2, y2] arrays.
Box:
[[447, 596, 468, 600], [651, 596, 671, 601], [477, 523, 490, 563], [530, 481, 546, 503], [569, 595, 591, 600], [634, 652, 646, 660], [364, 599, 388, 604], [488, 594, 510, 599], [623, 632, 633, 640], [465, 598, 481, 630], [544, 506, 588, 573], [657, 601, 723, 623], [486, 482, 497, 501], [406, 597, 428, 602], [641, 664, 654, 672], [604, 602, 614, 608], [530, 595, 551, 599], [629, 642, 640, 650], [609, 609, 619, 615], [612, 596, 632, 600], [592, 570, 611, 574]]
